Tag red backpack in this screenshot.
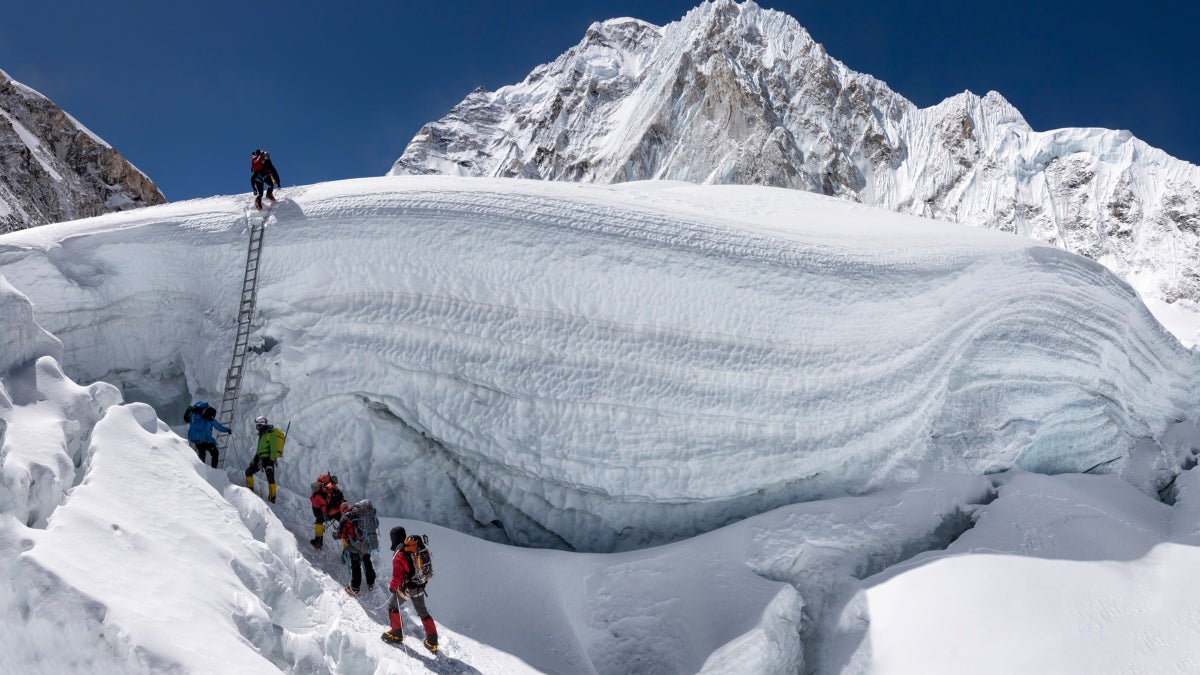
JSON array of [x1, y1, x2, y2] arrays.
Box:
[[251, 152, 265, 172]]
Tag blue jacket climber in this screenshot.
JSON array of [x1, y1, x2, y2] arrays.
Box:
[[186, 401, 230, 444]]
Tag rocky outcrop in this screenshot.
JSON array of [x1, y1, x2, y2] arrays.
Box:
[[391, 0, 1200, 321], [1, 69, 165, 233]]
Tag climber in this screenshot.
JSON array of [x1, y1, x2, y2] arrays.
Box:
[[244, 415, 285, 502], [184, 401, 230, 468], [308, 473, 345, 549], [249, 149, 282, 211], [338, 500, 379, 596], [381, 526, 438, 652]]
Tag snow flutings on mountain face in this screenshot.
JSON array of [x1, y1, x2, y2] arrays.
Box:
[[390, 0, 1200, 340], [1, 177, 1194, 554], [0, 69, 166, 233]]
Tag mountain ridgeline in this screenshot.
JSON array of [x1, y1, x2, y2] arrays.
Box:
[[0, 69, 165, 233], [390, 0, 1200, 311]]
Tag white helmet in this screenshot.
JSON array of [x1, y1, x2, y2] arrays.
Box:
[[254, 416, 269, 428]]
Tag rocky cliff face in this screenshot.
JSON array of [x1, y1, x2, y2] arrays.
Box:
[[1, 69, 165, 233], [391, 0, 1200, 323]]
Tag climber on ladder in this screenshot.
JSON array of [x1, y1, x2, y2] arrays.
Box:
[[250, 149, 281, 211]]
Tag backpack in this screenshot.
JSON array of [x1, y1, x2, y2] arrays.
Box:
[[325, 485, 345, 516], [268, 427, 286, 458], [257, 426, 286, 459], [346, 500, 379, 554], [403, 535, 433, 585], [251, 153, 265, 172], [184, 401, 212, 424]]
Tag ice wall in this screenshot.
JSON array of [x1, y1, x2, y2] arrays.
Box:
[[0, 274, 61, 373], [0, 177, 1194, 551]]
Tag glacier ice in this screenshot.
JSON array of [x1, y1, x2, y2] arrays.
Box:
[[0, 177, 1195, 552]]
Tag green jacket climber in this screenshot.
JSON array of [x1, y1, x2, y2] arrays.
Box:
[[245, 415, 286, 502], [256, 423, 286, 460]]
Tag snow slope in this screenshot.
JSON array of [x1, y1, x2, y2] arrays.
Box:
[[0, 346, 539, 672], [845, 468, 1200, 674], [0, 176, 1195, 555]]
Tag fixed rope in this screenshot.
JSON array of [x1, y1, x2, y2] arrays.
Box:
[[217, 207, 271, 469]]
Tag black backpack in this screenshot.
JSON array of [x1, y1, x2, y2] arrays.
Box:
[[184, 401, 215, 423], [403, 535, 433, 585]]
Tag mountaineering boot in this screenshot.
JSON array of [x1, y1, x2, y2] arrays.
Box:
[[268, 483, 277, 503], [254, 196, 262, 211], [383, 609, 404, 644], [266, 188, 276, 203], [310, 538, 323, 549], [422, 617, 438, 652], [345, 587, 359, 597], [246, 475, 255, 490], [311, 523, 324, 548]]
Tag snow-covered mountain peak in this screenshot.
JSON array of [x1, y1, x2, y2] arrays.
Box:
[[391, 1, 1200, 343], [582, 16, 662, 50], [978, 89, 1027, 125], [929, 90, 1028, 132]]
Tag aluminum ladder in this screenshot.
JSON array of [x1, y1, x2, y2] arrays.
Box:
[[216, 209, 269, 468]]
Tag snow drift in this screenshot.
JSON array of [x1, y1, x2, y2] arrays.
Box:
[[0, 176, 1195, 553]]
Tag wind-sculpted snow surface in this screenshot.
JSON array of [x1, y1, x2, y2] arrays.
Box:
[[839, 469, 1200, 674], [0, 176, 1194, 552]]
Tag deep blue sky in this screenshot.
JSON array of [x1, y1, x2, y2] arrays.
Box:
[[3, 1, 1196, 202]]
